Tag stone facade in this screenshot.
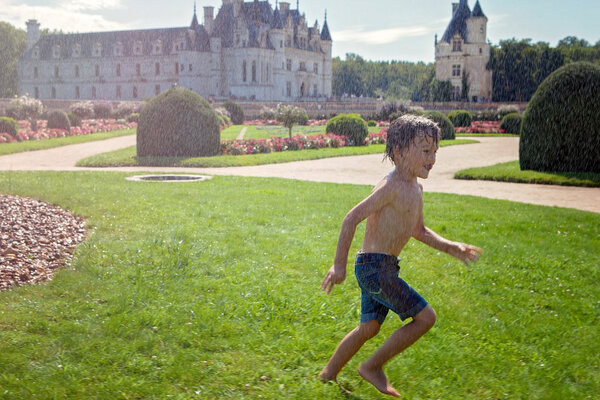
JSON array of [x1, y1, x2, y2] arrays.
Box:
[[17, 0, 332, 102], [435, 0, 492, 102]]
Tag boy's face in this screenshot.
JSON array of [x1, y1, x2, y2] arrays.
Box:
[[394, 134, 439, 179]]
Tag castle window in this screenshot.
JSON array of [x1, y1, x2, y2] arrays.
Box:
[[152, 40, 162, 55], [280, 40, 283, 48], [252, 61, 256, 83], [32, 47, 40, 60], [299, 62, 306, 72], [75, 86, 80, 99], [313, 84, 317, 97], [54, 66, 59, 78], [155, 85, 160, 95], [114, 42, 123, 56], [452, 64, 461, 77], [136, 64, 141, 76], [242, 61, 247, 82], [34, 87, 39, 99], [286, 81, 291, 97], [92, 87, 97, 99], [314, 63, 318, 74], [286, 36, 291, 47], [480, 25, 484, 34], [134, 41, 143, 55], [52, 45, 60, 59], [72, 44, 81, 58], [452, 40, 462, 52], [155, 63, 160, 75], [93, 42, 102, 57], [189, 64, 192, 72], [479, 47, 482, 54], [286, 59, 292, 71], [51, 87, 56, 99], [133, 86, 138, 98], [116, 85, 121, 99], [75, 65, 79, 77], [452, 86, 460, 100], [34, 67, 38, 79], [175, 63, 179, 74], [95, 65, 100, 77]]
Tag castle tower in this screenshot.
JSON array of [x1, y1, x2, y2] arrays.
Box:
[[435, 0, 492, 101], [26, 19, 40, 50], [320, 10, 332, 98]]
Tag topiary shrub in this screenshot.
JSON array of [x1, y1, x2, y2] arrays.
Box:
[[0, 117, 18, 137], [367, 120, 377, 127], [126, 113, 139, 123], [47, 110, 71, 131], [92, 101, 113, 119], [447, 110, 473, 127], [520, 62, 600, 172], [69, 101, 95, 119], [326, 113, 368, 146], [500, 113, 522, 135], [223, 101, 244, 124], [67, 112, 82, 127], [137, 87, 220, 158], [424, 110, 455, 140]]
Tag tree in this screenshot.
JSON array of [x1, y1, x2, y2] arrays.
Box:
[[0, 22, 26, 98], [275, 104, 308, 138]]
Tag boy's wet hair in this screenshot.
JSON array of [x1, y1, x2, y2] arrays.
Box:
[[385, 114, 441, 163]]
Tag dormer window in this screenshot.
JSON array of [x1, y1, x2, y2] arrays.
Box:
[[72, 43, 81, 58], [174, 37, 186, 52], [452, 39, 462, 52], [93, 42, 102, 57], [133, 41, 143, 55], [32, 46, 40, 59], [114, 42, 124, 56], [152, 40, 163, 55], [52, 45, 60, 59]]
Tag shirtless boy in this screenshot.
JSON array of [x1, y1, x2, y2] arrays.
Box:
[[319, 115, 482, 397]]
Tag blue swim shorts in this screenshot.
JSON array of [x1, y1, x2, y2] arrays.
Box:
[[355, 252, 428, 324]]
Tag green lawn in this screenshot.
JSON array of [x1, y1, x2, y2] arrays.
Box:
[[455, 160, 600, 187], [221, 124, 384, 141], [0, 171, 598, 399], [77, 139, 476, 168], [0, 129, 135, 156]]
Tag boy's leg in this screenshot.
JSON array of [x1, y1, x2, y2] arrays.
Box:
[[318, 319, 381, 382], [358, 305, 436, 397]]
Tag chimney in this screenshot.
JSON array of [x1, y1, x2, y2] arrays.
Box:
[[452, 3, 458, 15], [204, 6, 214, 32], [26, 19, 40, 50], [280, 2, 290, 13], [233, 0, 243, 17]]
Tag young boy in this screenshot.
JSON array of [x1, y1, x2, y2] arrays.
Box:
[[319, 115, 482, 397]]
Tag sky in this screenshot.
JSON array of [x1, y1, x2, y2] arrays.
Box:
[[2, 0, 599, 63]]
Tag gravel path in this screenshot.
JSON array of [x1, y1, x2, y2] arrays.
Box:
[[0, 135, 598, 213]]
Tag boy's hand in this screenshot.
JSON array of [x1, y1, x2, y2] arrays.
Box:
[[321, 265, 346, 295], [449, 242, 482, 266]]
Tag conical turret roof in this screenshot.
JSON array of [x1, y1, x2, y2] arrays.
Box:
[[441, 0, 471, 43], [472, 0, 486, 18]]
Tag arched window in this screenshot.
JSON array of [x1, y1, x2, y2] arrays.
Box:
[[242, 60, 247, 82]]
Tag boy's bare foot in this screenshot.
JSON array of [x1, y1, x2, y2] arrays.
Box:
[[358, 364, 401, 397]]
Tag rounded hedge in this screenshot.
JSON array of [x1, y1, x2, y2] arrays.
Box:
[[67, 112, 82, 127], [47, 110, 71, 131], [423, 110, 455, 140], [500, 112, 522, 135], [367, 120, 377, 127], [0, 117, 18, 136], [520, 62, 600, 173], [447, 110, 473, 127], [326, 113, 368, 146], [223, 101, 244, 125], [137, 87, 220, 158]]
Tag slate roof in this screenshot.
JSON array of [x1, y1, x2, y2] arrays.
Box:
[[441, 0, 471, 43], [471, 0, 486, 18], [320, 19, 332, 41]]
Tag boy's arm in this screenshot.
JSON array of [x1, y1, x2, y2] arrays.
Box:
[[321, 181, 393, 295], [412, 186, 482, 266]]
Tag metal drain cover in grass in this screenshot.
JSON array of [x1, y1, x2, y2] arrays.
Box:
[[126, 174, 211, 182]]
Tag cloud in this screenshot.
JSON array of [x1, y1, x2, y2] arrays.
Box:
[[0, 0, 128, 33], [333, 19, 448, 45]]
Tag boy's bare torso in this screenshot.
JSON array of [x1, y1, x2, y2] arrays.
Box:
[[361, 173, 423, 257]]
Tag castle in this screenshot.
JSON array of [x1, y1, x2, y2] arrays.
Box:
[[435, 0, 492, 102], [17, 0, 332, 102]]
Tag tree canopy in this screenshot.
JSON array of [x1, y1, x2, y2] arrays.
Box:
[[0, 22, 26, 98]]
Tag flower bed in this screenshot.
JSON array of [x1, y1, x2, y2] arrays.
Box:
[[455, 120, 505, 134], [0, 119, 137, 144], [221, 131, 388, 155]]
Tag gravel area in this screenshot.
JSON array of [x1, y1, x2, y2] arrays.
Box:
[[0, 194, 87, 291]]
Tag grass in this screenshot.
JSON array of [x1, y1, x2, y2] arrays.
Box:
[[455, 160, 600, 187], [221, 124, 384, 141], [0, 129, 135, 156], [0, 171, 598, 399], [77, 139, 477, 168]]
